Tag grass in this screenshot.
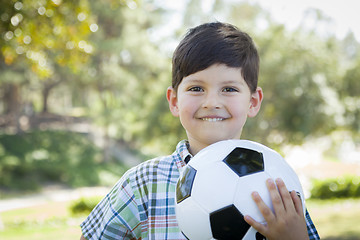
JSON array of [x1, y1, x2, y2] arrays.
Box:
[[0, 224, 81, 240], [0, 197, 360, 239], [0, 201, 85, 240], [307, 198, 360, 240]]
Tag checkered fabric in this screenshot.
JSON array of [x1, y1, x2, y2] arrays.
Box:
[[80, 140, 320, 239], [305, 210, 320, 240]]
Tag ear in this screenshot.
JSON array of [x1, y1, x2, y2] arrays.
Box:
[[248, 87, 263, 118], [167, 86, 179, 117]]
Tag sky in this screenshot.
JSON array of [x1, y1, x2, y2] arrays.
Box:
[[251, 0, 360, 41], [158, 0, 360, 42]]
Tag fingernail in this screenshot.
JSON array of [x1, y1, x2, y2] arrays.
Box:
[[244, 215, 251, 222], [252, 191, 259, 197], [267, 178, 274, 185]]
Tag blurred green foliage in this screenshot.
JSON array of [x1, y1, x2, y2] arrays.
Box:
[[69, 196, 103, 215], [0, 1, 359, 158], [311, 175, 360, 199], [0, 130, 103, 190]]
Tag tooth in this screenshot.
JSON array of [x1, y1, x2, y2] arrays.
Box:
[[202, 118, 223, 122]]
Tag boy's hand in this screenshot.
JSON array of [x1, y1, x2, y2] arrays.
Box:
[[244, 178, 309, 240]]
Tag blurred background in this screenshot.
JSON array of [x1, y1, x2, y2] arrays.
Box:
[[0, 0, 359, 239]]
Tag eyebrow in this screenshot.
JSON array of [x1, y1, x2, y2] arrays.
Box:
[[221, 80, 246, 86], [181, 79, 204, 85]]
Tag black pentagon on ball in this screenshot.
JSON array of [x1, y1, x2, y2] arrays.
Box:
[[223, 147, 264, 177], [210, 204, 250, 239], [256, 232, 266, 240], [176, 165, 197, 203]]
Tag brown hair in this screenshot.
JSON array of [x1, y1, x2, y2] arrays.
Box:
[[172, 22, 259, 92]]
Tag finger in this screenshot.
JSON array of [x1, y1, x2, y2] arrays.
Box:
[[244, 215, 268, 235], [275, 178, 295, 212], [290, 190, 304, 215], [251, 191, 275, 222], [266, 178, 285, 215]]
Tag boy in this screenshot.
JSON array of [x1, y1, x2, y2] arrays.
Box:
[[80, 22, 319, 239]]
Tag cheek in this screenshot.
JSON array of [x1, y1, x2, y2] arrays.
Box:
[[180, 107, 196, 121], [228, 101, 249, 116], [179, 98, 197, 114]]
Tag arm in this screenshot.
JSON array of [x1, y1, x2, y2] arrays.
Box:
[[244, 178, 309, 240], [80, 234, 87, 240], [80, 172, 142, 240]]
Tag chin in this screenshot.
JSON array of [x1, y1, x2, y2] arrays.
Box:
[[205, 136, 240, 146]]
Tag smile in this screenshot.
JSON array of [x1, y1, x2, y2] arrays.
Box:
[[201, 118, 225, 122]]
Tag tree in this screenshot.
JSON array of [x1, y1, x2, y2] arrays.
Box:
[[0, 0, 95, 117], [140, 1, 357, 154], [67, 0, 172, 159], [341, 58, 360, 133]]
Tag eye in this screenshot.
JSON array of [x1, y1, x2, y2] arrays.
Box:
[[188, 86, 203, 92], [223, 87, 239, 92]]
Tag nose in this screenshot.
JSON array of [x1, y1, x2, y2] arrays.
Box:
[[201, 91, 222, 109]]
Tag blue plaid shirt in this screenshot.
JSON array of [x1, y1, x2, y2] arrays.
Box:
[[81, 140, 320, 239]]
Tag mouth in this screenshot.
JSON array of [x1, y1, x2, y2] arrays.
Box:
[[200, 117, 225, 122]]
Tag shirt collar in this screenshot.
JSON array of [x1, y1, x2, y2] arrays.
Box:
[[174, 140, 193, 168]]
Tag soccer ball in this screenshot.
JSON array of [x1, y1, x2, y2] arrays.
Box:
[[175, 139, 305, 240]]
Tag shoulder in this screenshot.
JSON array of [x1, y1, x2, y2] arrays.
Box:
[[109, 140, 190, 198], [128, 154, 180, 184], [126, 140, 190, 183]]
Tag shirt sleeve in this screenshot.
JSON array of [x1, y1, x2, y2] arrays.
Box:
[[305, 208, 320, 240], [80, 171, 142, 240]]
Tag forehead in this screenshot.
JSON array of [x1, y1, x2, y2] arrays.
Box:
[[181, 64, 244, 84]]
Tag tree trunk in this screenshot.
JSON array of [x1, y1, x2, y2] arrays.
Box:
[[42, 86, 50, 113], [41, 77, 64, 113], [3, 83, 21, 115]]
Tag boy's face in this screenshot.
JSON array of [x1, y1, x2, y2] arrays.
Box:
[[167, 64, 263, 155]]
